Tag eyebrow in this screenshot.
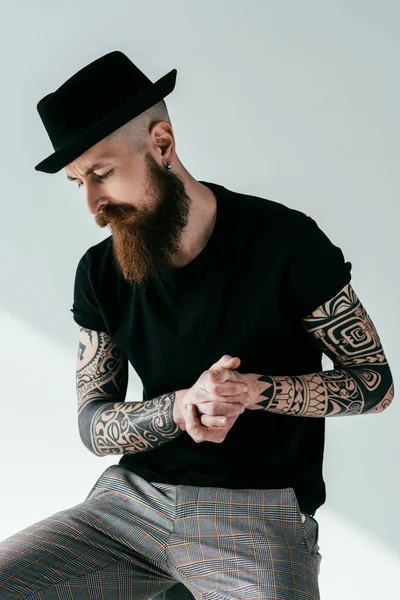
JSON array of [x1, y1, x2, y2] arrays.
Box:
[[66, 162, 111, 181]]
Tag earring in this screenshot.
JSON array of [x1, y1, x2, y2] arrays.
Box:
[[165, 161, 171, 169]]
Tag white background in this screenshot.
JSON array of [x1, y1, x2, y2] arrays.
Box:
[[1, 1, 399, 597]]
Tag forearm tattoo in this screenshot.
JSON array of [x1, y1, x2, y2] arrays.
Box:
[[255, 284, 394, 416], [76, 327, 182, 455]]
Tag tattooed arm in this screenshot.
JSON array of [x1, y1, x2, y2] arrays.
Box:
[[76, 327, 184, 456], [244, 284, 394, 417]]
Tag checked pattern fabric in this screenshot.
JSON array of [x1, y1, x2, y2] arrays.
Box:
[[0, 464, 321, 599]]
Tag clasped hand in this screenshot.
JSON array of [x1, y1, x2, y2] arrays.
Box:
[[174, 354, 263, 444]]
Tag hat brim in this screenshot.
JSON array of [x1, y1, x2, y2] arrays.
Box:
[[35, 68, 177, 174]]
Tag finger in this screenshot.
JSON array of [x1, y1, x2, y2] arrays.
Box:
[[199, 414, 240, 436], [211, 366, 233, 380], [209, 367, 246, 389], [210, 355, 241, 371], [196, 392, 248, 407], [209, 366, 243, 383], [207, 382, 248, 398], [195, 401, 246, 417], [184, 403, 202, 430], [185, 405, 228, 444], [206, 369, 247, 395], [199, 414, 228, 428], [200, 414, 232, 428], [184, 404, 209, 443]]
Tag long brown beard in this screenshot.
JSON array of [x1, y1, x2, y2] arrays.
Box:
[[95, 152, 191, 288]]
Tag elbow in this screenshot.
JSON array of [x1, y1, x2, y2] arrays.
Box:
[[380, 364, 395, 411], [78, 416, 104, 456], [367, 376, 395, 415], [347, 364, 395, 414], [382, 377, 395, 411]]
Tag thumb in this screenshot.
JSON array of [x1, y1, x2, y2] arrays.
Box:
[[210, 354, 241, 373]]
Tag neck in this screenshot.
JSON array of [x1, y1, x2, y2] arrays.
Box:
[[170, 162, 217, 268]]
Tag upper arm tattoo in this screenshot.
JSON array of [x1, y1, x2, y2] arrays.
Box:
[[300, 283, 394, 413], [301, 283, 383, 367], [76, 327, 129, 416]]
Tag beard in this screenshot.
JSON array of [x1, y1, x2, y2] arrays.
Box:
[[94, 152, 192, 288]]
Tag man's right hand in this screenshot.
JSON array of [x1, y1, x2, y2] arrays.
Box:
[[173, 355, 248, 443]]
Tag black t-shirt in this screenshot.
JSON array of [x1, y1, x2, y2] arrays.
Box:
[[71, 180, 352, 515]]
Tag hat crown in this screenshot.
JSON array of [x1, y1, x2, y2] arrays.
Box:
[[35, 51, 177, 173], [37, 51, 151, 150]]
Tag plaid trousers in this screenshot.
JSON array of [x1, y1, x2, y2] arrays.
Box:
[[0, 464, 322, 599]]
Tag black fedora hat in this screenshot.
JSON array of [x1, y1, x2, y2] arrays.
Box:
[[35, 50, 177, 174]]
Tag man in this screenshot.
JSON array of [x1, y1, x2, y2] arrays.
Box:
[[0, 51, 394, 600]]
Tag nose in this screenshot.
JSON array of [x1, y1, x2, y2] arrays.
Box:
[[84, 183, 110, 215]]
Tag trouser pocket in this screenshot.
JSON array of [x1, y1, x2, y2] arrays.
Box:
[[288, 488, 320, 559], [302, 512, 320, 557]]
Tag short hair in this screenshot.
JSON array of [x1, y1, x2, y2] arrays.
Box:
[[109, 99, 172, 154]]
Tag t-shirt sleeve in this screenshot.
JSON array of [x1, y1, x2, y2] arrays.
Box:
[[286, 212, 352, 318], [70, 252, 108, 332]]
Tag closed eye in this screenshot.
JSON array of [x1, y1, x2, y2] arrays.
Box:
[[77, 169, 114, 189]]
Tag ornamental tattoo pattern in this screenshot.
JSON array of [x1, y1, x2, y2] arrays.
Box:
[[76, 327, 182, 455], [256, 284, 394, 416], [91, 393, 179, 455], [76, 328, 128, 415]]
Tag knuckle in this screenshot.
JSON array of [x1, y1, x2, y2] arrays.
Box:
[[209, 383, 219, 395]]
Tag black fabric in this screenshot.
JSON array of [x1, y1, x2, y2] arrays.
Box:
[[71, 180, 352, 516], [35, 50, 177, 174]]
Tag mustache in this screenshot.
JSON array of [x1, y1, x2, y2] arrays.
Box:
[[102, 203, 137, 222]]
